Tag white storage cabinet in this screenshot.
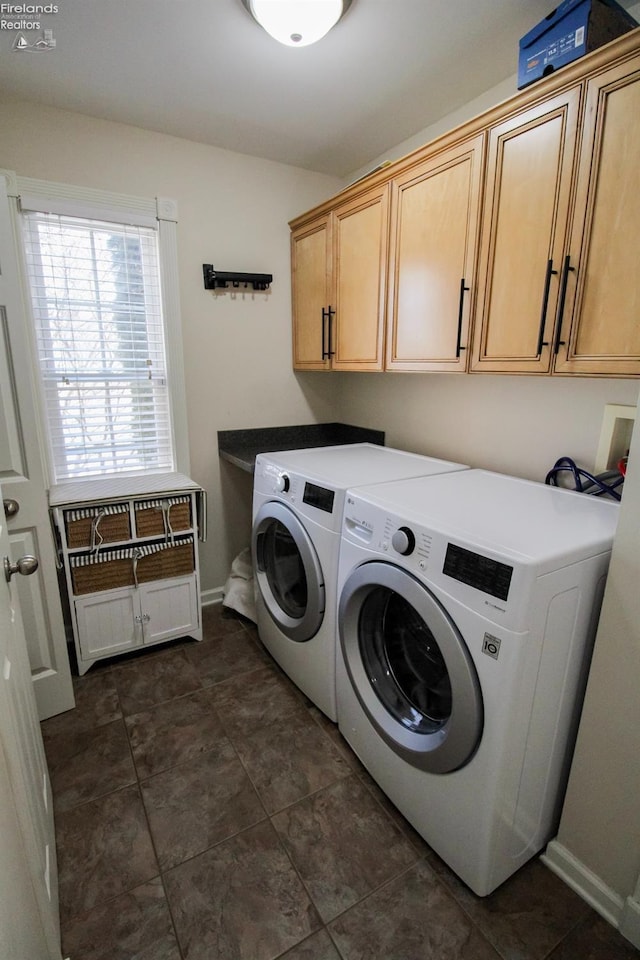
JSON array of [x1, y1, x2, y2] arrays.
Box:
[[50, 474, 205, 675]]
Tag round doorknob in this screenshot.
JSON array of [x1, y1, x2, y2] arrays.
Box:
[[3, 499, 19, 518], [4, 555, 39, 583]]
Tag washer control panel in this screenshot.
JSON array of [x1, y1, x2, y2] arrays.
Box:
[[340, 492, 537, 631]]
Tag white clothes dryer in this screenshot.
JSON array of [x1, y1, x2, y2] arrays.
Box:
[[336, 469, 619, 895], [251, 443, 468, 721]]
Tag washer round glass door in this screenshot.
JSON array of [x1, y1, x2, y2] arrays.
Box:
[[252, 501, 325, 642], [339, 561, 482, 773]]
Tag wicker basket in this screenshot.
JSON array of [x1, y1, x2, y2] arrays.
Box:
[[134, 499, 192, 538], [65, 507, 131, 549], [71, 557, 134, 595], [70, 538, 195, 595], [137, 541, 195, 583]]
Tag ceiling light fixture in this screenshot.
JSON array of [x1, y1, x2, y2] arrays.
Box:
[[241, 0, 353, 47]]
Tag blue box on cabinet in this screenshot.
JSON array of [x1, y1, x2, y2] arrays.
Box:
[[518, 0, 637, 89]]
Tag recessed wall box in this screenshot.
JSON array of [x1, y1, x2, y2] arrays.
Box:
[[595, 403, 636, 473], [518, 0, 637, 89]]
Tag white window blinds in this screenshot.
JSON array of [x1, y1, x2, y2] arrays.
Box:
[[21, 211, 174, 481]]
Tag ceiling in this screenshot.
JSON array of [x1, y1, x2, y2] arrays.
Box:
[[0, 0, 637, 177]]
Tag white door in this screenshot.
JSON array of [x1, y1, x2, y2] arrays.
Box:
[[0, 172, 74, 720], [0, 481, 62, 960]]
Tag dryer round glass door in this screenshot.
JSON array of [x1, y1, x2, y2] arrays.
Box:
[[339, 561, 483, 773], [252, 501, 325, 642]]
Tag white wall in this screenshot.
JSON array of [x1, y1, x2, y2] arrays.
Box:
[[0, 98, 343, 593], [344, 75, 516, 186], [344, 1, 640, 187], [332, 373, 638, 482], [549, 412, 640, 920]]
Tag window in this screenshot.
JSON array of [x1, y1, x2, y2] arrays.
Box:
[[21, 204, 178, 482]]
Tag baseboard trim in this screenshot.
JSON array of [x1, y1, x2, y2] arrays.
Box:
[[543, 841, 624, 928], [620, 895, 640, 949], [201, 586, 224, 607]]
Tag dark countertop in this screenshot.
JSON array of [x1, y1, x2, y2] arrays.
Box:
[[218, 423, 385, 473]]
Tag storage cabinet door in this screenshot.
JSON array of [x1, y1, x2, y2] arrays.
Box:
[[387, 135, 484, 371], [75, 588, 139, 661], [554, 56, 640, 376], [471, 89, 580, 373], [332, 184, 390, 371], [140, 576, 199, 646], [292, 215, 332, 370]]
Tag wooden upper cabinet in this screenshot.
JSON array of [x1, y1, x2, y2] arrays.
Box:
[[291, 214, 332, 370], [290, 33, 640, 378], [291, 185, 389, 371], [386, 135, 484, 372], [471, 89, 581, 374], [554, 54, 640, 376], [331, 184, 390, 371]]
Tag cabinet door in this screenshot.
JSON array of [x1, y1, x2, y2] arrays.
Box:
[[332, 184, 390, 371], [387, 135, 484, 371], [554, 56, 640, 376], [140, 576, 199, 646], [75, 588, 139, 662], [471, 89, 581, 373], [291, 215, 332, 370]]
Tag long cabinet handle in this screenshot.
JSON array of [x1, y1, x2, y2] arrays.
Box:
[[456, 279, 470, 358], [321, 306, 336, 360], [321, 307, 329, 359], [536, 259, 558, 356], [326, 306, 335, 359], [554, 255, 575, 354]]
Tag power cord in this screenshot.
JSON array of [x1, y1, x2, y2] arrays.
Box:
[[545, 456, 623, 501]]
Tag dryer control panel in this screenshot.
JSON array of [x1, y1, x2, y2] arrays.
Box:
[[253, 457, 345, 533]]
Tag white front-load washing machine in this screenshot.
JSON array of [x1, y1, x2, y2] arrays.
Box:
[[251, 443, 468, 721], [336, 469, 619, 895]]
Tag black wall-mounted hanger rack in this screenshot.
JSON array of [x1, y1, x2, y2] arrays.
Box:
[[203, 264, 272, 291]]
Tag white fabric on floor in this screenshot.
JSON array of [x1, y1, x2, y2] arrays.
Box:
[[222, 547, 257, 622]]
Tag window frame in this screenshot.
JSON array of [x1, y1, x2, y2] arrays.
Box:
[[5, 174, 190, 487]]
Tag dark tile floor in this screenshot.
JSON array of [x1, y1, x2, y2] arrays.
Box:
[[42, 604, 639, 960]]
